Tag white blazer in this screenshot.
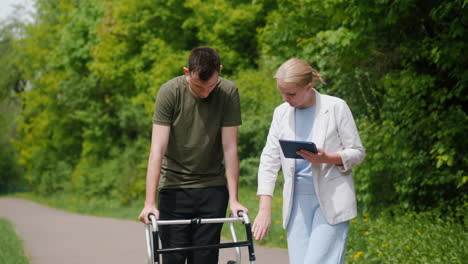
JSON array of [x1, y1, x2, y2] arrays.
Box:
[[257, 89, 365, 227]]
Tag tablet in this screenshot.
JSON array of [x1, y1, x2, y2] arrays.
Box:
[[279, 139, 318, 159]]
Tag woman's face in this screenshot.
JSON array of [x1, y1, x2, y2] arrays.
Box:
[[277, 79, 313, 109]]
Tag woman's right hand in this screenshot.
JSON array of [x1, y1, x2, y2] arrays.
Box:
[[138, 205, 160, 224], [252, 209, 271, 241]]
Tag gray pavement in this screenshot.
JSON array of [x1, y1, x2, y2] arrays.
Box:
[[0, 198, 288, 264]]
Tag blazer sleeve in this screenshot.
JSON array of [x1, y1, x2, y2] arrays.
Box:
[[335, 101, 366, 172], [257, 107, 283, 196]]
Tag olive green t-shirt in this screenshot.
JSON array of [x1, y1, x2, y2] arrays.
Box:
[[153, 75, 242, 189]]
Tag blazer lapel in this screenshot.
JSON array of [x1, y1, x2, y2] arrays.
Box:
[[284, 105, 296, 174], [286, 105, 295, 140], [312, 90, 329, 149]]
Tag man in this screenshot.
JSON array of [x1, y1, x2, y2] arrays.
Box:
[[138, 46, 248, 264]]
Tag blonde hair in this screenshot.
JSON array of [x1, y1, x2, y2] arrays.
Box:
[[274, 58, 324, 87]]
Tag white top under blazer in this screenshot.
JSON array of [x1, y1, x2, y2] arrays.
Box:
[[257, 89, 366, 227]]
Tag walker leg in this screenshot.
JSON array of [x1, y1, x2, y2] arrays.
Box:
[[229, 221, 242, 263]]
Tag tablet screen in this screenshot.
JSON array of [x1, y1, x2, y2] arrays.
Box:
[[279, 139, 318, 159]]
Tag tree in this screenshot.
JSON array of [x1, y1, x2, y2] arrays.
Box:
[[0, 18, 26, 192]]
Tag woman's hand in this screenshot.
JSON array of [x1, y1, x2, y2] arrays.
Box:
[[252, 209, 271, 241], [252, 195, 273, 241], [297, 148, 343, 165]]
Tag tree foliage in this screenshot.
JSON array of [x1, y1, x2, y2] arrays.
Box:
[[2, 0, 466, 212], [0, 18, 26, 192]]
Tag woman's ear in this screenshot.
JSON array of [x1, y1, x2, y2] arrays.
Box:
[[219, 65, 223, 73]]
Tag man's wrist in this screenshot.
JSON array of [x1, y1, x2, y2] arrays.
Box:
[[144, 201, 156, 207]]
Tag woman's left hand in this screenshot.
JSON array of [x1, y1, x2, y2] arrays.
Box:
[[297, 148, 343, 165], [297, 148, 328, 164], [252, 209, 271, 241]]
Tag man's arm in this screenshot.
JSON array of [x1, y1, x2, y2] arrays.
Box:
[[221, 126, 248, 216], [138, 124, 170, 224]]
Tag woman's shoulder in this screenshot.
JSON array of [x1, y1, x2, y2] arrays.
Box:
[[320, 93, 350, 112], [271, 102, 291, 120], [274, 102, 291, 113], [318, 93, 354, 119], [319, 93, 346, 106]]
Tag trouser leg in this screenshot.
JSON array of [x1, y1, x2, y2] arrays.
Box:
[[287, 191, 316, 264], [190, 186, 229, 264], [287, 189, 349, 264], [305, 205, 349, 264], [158, 188, 193, 264], [158, 186, 229, 264]]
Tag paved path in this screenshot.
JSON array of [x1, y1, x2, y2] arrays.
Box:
[[0, 198, 288, 263]]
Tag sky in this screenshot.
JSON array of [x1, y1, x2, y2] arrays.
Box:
[[0, 0, 35, 23]]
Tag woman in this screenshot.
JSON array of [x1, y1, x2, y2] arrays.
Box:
[[252, 58, 365, 264]]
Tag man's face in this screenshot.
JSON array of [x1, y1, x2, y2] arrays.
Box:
[[184, 67, 219, 99]]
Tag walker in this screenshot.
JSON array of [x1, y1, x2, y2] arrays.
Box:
[[145, 211, 256, 264]]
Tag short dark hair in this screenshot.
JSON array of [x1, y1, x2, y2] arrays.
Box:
[[188, 46, 221, 81]]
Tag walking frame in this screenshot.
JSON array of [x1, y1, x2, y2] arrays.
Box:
[[145, 211, 256, 264]]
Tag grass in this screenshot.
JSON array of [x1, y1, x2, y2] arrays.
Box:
[[13, 187, 467, 263], [16, 192, 142, 221], [0, 218, 30, 264], [346, 210, 467, 263]]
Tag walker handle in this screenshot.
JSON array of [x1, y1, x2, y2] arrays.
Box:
[[148, 213, 156, 222], [147, 213, 158, 232]]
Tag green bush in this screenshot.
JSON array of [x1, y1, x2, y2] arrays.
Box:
[[239, 157, 259, 186], [69, 138, 148, 205], [0, 145, 23, 193], [233, 69, 281, 160], [0, 97, 23, 193]]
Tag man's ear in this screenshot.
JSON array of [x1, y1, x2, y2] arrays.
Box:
[[183, 67, 190, 76], [219, 65, 223, 73]]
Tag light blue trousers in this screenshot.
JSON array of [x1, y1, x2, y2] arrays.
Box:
[[287, 181, 349, 264]]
